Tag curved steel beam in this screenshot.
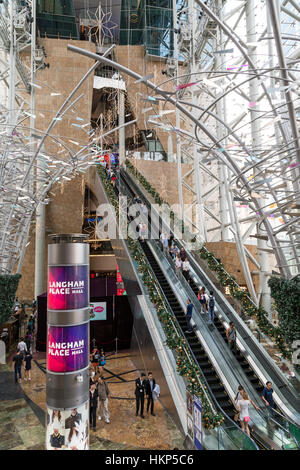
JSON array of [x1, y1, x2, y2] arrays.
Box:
[[67, 44, 290, 278]]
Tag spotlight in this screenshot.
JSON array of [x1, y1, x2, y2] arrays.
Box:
[[161, 70, 167, 75]]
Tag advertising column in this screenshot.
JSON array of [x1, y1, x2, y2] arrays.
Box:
[[46, 234, 90, 450]]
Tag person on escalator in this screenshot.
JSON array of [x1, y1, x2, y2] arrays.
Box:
[[261, 382, 275, 412], [226, 321, 237, 352], [208, 291, 215, 324], [175, 254, 183, 278], [198, 287, 208, 313], [236, 391, 260, 437], [179, 247, 187, 262], [186, 299, 194, 333]]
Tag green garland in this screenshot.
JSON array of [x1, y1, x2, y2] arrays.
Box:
[[125, 159, 292, 360], [268, 277, 300, 349], [98, 165, 224, 429], [0, 274, 22, 326]]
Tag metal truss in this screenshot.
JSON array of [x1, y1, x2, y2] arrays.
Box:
[[0, 1, 299, 316], [153, 0, 300, 312], [0, 0, 119, 277]]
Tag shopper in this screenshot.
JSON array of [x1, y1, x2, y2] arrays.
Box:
[[175, 253, 182, 278], [208, 291, 215, 324], [182, 257, 191, 283], [186, 299, 194, 333], [236, 391, 260, 437], [160, 232, 169, 255], [135, 372, 147, 418], [89, 384, 99, 431], [234, 385, 245, 422], [97, 376, 110, 424], [27, 316, 34, 333], [98, 349, 106, 377], [17, 337, 27, 355], [91, 347, 100, 373], [25, 331, 32, 353], [12, 349, 23, 383], [146, 372, 156, 416], [226, 321, 237, 352], [261, 382, 275, 410], [198, 287, 208, 313], [24, 351, 32, 382], [179, 247, 187, 262]]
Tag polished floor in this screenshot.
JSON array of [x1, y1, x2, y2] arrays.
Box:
[[0, 351, 184, 450]]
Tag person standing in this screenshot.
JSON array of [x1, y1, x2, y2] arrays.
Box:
[[186, 299, 194, 333], [12, 349, 23, 383], [208, 291, 215, 324], [25, 331, 32, 353], [236, 391, 260, 437], [89, 384, 99, 431], [98, 349, 106, 377], [90, 347, 100, 374], [234, 385, 245, 422], [97, 376, 110, 424], [226, 321, 237, 352], [146, 372, 156, 416], [261, 382, 275, 411], [198, 287, 208, 313], [24, 351, 32, 381], [17, 337, 27, 355], [175, 253, 182, 278], [179, 247, 187, 262], [182, 258, 191, 283], [135, 373, 147, 418]]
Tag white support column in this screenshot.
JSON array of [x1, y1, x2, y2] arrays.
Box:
[[32, 0, 45, 298], [173, 0, 184, 221], [246, 0, 272, 315], [189, 0, 207, 243], [8, 0, 16, 127], [118, 89, 125, 167], [215, 0, 229, 241]]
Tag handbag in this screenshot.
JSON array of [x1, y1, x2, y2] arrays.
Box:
[[234, 411, 240, 422]]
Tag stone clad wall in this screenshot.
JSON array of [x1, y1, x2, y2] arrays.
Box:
[[17, 39, 96, 300]]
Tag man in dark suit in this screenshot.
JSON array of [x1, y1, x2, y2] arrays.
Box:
[[146, 372, 156, 416], [135, 372, 147, 418]]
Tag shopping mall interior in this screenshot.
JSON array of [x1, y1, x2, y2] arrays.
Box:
[[0, 0, 299, 452]]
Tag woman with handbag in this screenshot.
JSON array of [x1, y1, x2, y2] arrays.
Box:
[[236, 391, 260, 437]]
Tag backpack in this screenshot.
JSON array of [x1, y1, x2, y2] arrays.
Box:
[[209, 296, 215, 309]]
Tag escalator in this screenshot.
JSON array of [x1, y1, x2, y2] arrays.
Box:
[[188, 276, 264, 399], [121, 165, 300, 423], [117, 169, 256, 441], [141, 241, 237, 421], [117, 166, 300, 449]]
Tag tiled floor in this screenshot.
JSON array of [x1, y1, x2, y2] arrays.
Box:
[[0, 352, 184, 450]]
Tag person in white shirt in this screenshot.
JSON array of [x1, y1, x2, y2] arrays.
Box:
[[175, 254, 182, 278], [182, 258, 191, 283], [236, 391, 260, 437], [17, 338, 27, 354]]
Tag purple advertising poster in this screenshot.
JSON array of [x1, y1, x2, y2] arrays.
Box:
[[47, 324, 89, 373], [48, 265, 88, 310]]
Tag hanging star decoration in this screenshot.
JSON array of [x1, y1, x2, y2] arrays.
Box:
[[86, 4, 118, 46]]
